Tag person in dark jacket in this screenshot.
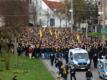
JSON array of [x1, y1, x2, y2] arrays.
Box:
[[32, 46, 35, 58], [50, 53, 55, 66], [88, 46, 94, 63], [57, 59, 63, 75], [102, 46, 107, 57], [64, 52, 68, 64], [93, 46, 98, 68], [70, 66, 76, 80], [17, 45, 22, 56], [35, 45, 40, 58], [86, 69, 93, 80]]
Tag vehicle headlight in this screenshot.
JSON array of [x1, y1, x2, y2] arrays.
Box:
[[73, 60, 78, 65], [104, 72, 107, 75], [87, 60, 90, 64]]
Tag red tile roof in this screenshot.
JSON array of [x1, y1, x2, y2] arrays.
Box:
[[43, 0, 64, 11]]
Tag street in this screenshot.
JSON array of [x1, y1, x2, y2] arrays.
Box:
[[70, 69, 100, 80], [42, 59, 101, 80]]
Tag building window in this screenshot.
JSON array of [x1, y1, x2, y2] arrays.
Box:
[[50, 18, 55, 26]]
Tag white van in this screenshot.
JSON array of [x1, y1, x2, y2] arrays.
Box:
[[68, 48, 90, 69]]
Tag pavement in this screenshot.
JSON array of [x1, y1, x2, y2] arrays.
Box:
[[41, 59, 58, 80], [41, 59, 101, 80]]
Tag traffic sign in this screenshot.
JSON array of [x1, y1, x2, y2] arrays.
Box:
[[101, 25, 107, 34]]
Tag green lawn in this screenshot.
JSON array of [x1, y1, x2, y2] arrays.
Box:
[[0, 54, 54, 80]]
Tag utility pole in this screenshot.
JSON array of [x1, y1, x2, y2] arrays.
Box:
[[101, 0, 105, 44], [70, 0, 74, 32], [98, 0, 105, 44]]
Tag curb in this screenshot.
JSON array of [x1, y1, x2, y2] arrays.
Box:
[[41, 59, 56, 80]]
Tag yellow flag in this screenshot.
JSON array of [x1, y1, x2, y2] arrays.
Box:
[[39, 29, 42, 38], [55, 29, 58, 38], [49, 29, 53, 36], [77, 34, 81, 43]]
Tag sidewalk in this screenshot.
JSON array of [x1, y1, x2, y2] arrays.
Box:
[[41, 59, 57, 79], [41, 59, 69, 80]]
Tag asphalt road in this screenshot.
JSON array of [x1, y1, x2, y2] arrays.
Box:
[[68, 68, 100, 80], [66, 62, 101, 80], [65, 59, 101, 80], [42, 59, 101, 80]]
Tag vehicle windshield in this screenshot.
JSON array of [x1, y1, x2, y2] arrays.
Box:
[[74, 53, 88, 61], [104, 63, 107, 69]]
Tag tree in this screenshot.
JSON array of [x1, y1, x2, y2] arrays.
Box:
[[64, 0, 69, 27], [73, 0, 86, 26], [64, 0, 98, 30], [63, 0, 86, 27], [85, 1, 98, 25], [0, 0, 29, 69], [0, 0, 29, 34], [29, 0, 37, 26]]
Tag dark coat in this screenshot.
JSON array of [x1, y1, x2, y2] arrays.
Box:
[[70, 68, 76, 76], [86, 71, 93, 78]]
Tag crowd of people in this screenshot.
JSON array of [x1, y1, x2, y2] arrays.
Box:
[[1, 27, 107, 80], [15, 27, 107, 80], [17, 27, 107, 59], [17, 27, 78, 59]]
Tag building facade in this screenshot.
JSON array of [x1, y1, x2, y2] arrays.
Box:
[[30, 0, 70, 27]]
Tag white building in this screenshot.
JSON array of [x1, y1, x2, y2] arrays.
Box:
[[30, 0, 70, 27]]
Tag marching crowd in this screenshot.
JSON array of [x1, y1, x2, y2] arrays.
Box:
[[1, 27, 107, 80], [17, 27, 107, 60], [16, 27, 107, 80]]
